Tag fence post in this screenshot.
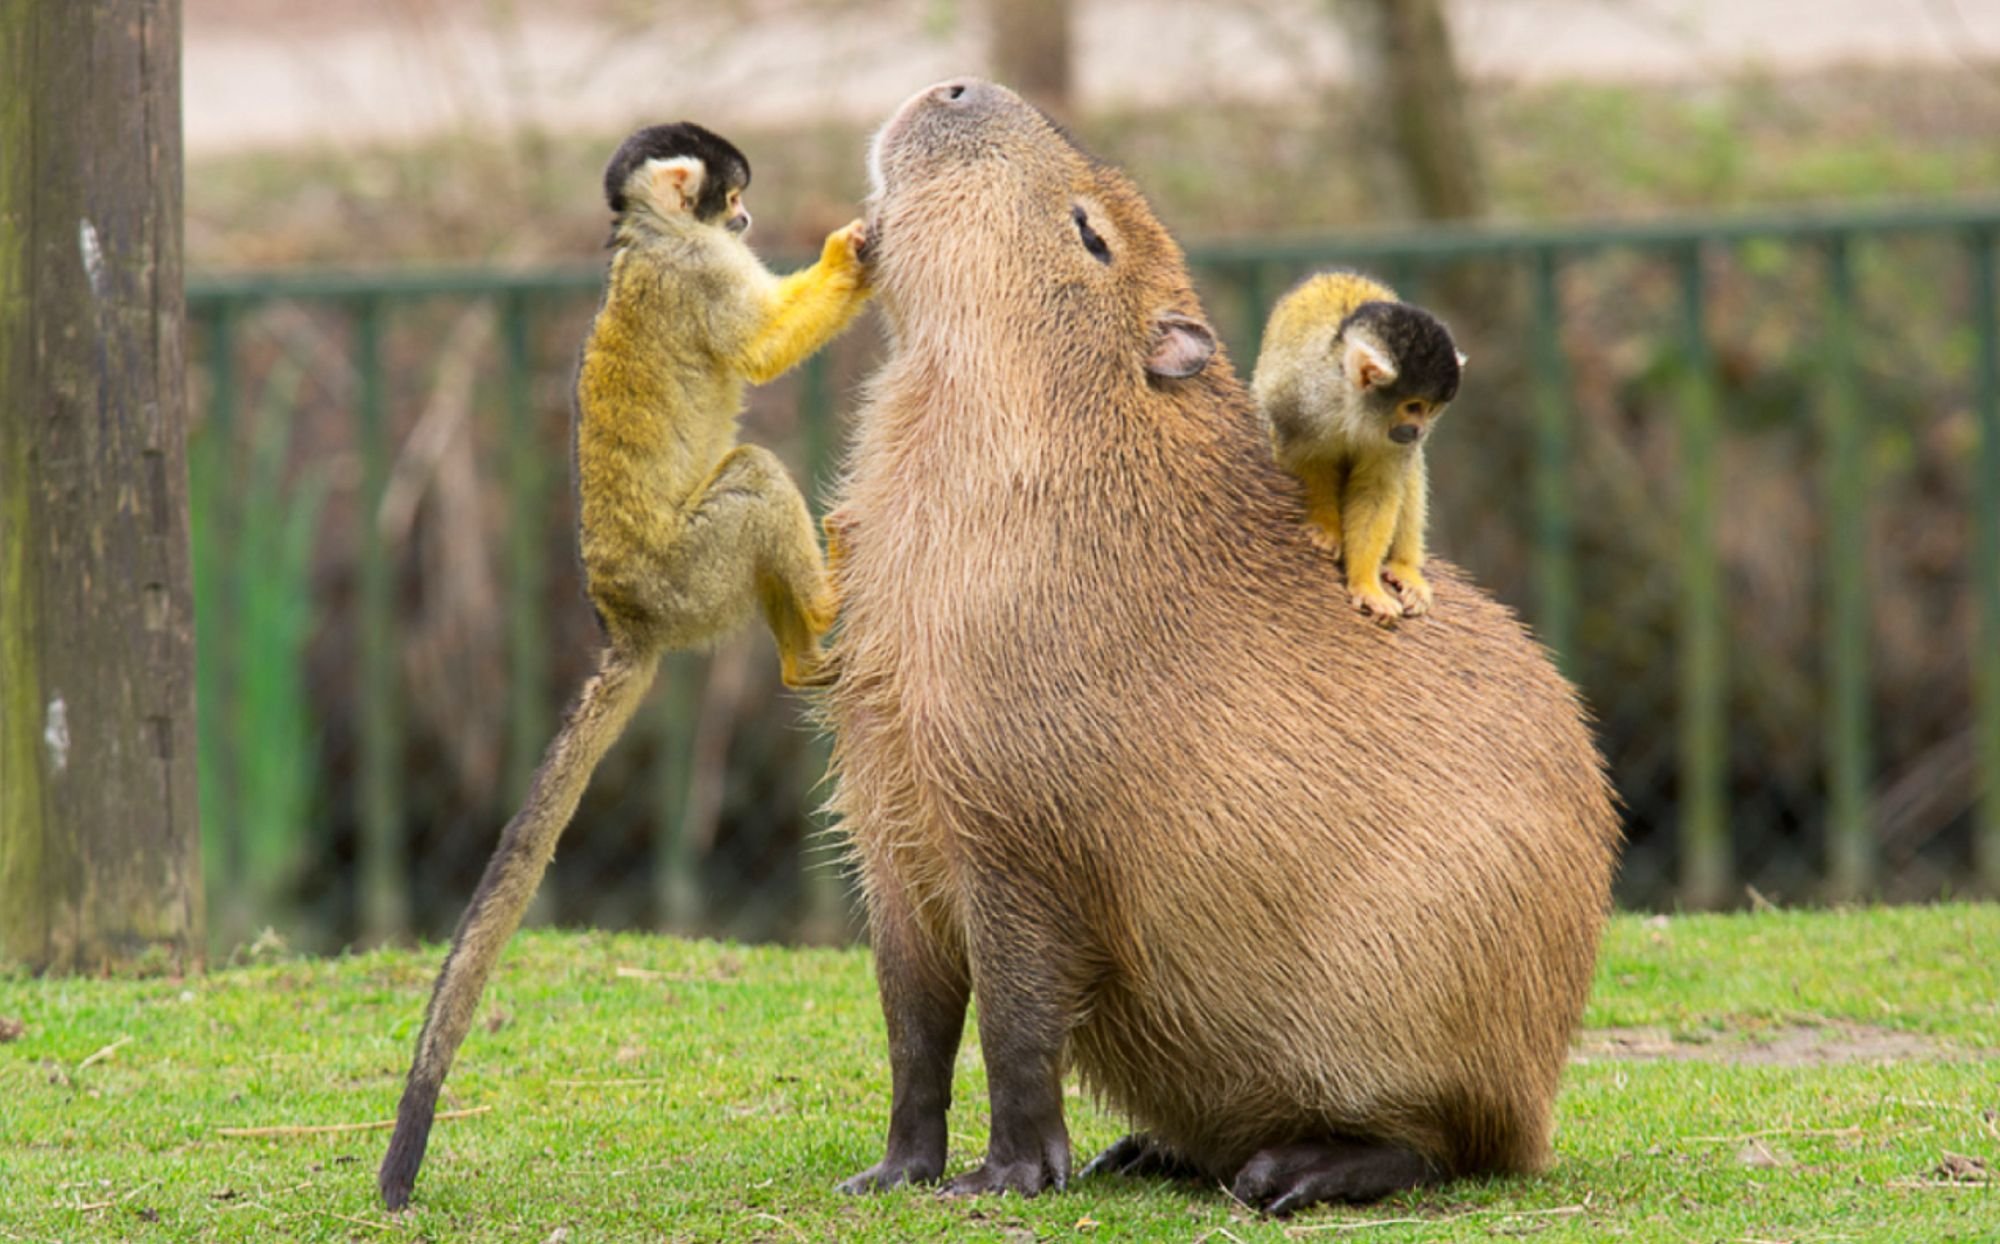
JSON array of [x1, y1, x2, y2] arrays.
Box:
[[1971, 228, 2000, 894], [1, 0, 203, 972], [1676, 244, 1730, 908], [1529, 248, 1575, 667], [1820, 236, 1873, 900]]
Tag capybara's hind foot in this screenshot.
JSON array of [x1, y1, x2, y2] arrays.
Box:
[[1230, 1139, 1436, 1217], [1079, 1133, 1204, 1182]]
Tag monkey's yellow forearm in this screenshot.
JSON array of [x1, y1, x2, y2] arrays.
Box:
[[738, 225, 872, 385], [1386, 453, 1428, 570], [1297, 464, 1346, 554], [1340, 456, 1409, 617], [1384, 455, 1433, 614]]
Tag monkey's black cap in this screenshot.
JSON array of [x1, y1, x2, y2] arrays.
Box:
[[603, 122, 752, 221], [1340, 301, 1462, 405]]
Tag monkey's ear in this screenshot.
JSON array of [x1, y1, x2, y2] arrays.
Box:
[[1341, 336, 1397, 391], [643, 156, 706, 212], [1456, 350, 1470, 369], [1147, 312, 1216, 380]]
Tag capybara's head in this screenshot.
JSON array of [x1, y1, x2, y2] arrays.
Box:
[[866, 78, 1218, 386]]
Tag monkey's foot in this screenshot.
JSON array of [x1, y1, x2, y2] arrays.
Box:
[[1229, 1139, 1436, 1217], [1383, 563, 1433, 617], [1348, 582, 1404, 627], [1305, 522, 1342, 560], [1079, 1133, 1204, 1182], [800, 584, 840, 640], [823, 508, 856, 572], [781, 647, 839, 690]]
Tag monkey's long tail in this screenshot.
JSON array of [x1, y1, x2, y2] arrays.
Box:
[[378, 643, 659, 1210]]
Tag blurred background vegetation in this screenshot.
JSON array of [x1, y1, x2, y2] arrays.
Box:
[[179, 0, 2000, 954]]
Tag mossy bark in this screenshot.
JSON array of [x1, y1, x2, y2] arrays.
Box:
[[0, 0, 202, 974]]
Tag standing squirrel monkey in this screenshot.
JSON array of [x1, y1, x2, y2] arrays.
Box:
[[378, 121, 870, 1211], [1251, 271, 1464, 625]]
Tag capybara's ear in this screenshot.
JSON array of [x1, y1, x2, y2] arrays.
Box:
[[1147, 311, 1216, 379]]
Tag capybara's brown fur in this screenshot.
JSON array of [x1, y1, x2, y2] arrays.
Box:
[[826, 79, 1620, 1212]]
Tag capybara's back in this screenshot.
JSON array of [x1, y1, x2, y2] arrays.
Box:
[[827, 78, 1620, 1213]]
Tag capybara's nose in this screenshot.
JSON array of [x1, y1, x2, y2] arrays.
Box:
[[931, 79, 979, 106]]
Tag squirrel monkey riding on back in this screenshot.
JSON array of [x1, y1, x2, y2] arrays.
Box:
[[1252, 271, 1464, 625]]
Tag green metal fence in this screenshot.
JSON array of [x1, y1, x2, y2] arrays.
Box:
[[186, 200, 2000, 949]]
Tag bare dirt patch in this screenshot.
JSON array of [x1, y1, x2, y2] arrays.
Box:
[[1574, 1021, 1979, 1066]]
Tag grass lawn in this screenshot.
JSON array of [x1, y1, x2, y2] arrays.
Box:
[[2, 905, 1995, 1241]]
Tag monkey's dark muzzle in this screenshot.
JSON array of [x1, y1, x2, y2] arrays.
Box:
[[1389, 424, 1423, 445]]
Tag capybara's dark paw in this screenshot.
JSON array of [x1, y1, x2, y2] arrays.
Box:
[[943, 1155, 1066, 1198], [1079, 1133, 1203, 1182], [837, 1151, 943, 1194], [943, 1126, 1070, 1199], [1230, 1139, 1434, 1217]]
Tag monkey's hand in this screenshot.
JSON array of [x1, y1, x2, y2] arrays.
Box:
[[822, 219, 872, 289], [1383, 561, 1433, 618], [740, 223, 874, 383]]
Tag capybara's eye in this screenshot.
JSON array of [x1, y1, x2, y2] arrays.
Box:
[[1073, 205, 1111, 265]]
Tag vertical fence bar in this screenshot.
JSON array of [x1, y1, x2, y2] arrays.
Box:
[[502, 293, 555, 929], [1820, 236, 1872, 899], [197, 300, 239, 917], [1528, 248, 1575, 667], [500, 294, 548, 806], [796, 352, 850, 942], [1676, 244, 1730, 908], [1236, 263, 1273, 366], [354, 295, 408, 941], [654, 654, 705, 932], [1971, 228, 2000, 892]]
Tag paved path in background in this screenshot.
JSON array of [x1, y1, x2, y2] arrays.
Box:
[[184, 0, 2000, 154]]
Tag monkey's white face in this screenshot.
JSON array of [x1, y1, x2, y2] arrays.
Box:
[[629, 156, 751, 234], [1320, 326, 1452, 448]]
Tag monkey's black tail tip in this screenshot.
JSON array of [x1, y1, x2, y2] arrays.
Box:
[[378, 1082, 438, 1210]]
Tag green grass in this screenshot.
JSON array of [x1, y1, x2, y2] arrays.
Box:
[[3, 906, 1995, 1241]]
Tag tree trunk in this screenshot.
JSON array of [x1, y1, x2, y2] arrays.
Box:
[[0, 0, 202, 974], [988, 0, 1074, 125], [1338, 0, 1486, 223]]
